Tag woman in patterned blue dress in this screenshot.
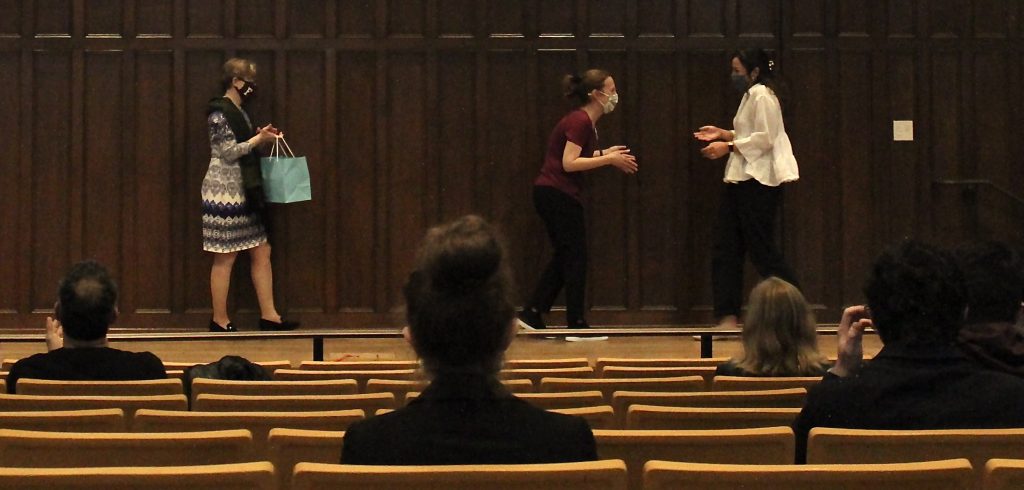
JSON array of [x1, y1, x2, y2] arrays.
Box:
[[201, 58, 298, 332]]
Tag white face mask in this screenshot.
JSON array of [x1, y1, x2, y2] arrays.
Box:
[[598, 91, 619, 114]]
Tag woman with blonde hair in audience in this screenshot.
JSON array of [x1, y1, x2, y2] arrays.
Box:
[[341, 215, 596, 465], [716, 276, 829, 377]]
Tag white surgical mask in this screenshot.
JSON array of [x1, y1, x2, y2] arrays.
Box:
[[599, 91, 619, 114]]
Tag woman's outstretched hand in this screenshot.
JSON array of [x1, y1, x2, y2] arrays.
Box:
[[693, 126, 727, 142], [606, 146, 638, 174]]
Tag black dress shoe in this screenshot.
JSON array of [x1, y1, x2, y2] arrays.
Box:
[[517, 308, 547, 330], [209, 320, 237, 332], [259, 318, 299, 331]]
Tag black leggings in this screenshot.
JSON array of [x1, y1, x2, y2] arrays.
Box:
[[712, 179, 800, 318], [526, 186, 587, 325]]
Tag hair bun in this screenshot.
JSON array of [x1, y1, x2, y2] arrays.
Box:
[[430, 244, 501, 293]]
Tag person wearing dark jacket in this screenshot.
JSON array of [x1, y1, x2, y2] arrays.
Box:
[[342, 215, 597, 465], [955, 241, 1024, 376]]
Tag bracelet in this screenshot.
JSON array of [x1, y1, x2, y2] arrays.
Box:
[[727, 142, 735, 152]]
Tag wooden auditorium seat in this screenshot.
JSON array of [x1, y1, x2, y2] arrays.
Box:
[[642, 459, 974, 490], [298, 360, 420, 371], [983, 459, 1024, 490], [0, 428, 254, 467], [595, 427, 794, 490], [601, 367, 716, 389], [549, 405, 616, 429], [0, 461, 276, 489], [0, 394, 187, 425], [290, 460, 628, 490], [375, 379, 534, 404], [539, 376, 704, 401], [595, 358, 729, 373], [514, 391, 606, 410], [190, 378, 359, 404], [165, 360, 292, 374], [192, 392, 396, 413], [273, 369, 420, 391], [505, 358, 591, 370], [711, 375, 822, 391], [626, 405, 801, 430], [501, 367, 595, 386], [611, 388, 807, 427], [0, 408, 126, 432], [15, 378, 183, 397], [268, 428, 345, 490]]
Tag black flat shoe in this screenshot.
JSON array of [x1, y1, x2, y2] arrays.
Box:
[[517, 308, 547, 330], [209, 320, 237, 332], [259, 318, 299, 331]]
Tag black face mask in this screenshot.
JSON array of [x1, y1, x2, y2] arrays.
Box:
[[235, 80, 256, 102]]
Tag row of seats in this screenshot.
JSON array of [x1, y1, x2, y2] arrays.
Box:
[[2, 425, 1024, 489]]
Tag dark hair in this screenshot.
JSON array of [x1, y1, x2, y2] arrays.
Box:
[[403, 215, 515, 375], [957, 241, 1024, 324], [562, 69, 610, 107], [182, 355, 272, 401], [733, 49, 786, 106], [863, 240, 966, 346], [56, 260, 118, 341]]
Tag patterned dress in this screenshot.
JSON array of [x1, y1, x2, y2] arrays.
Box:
[[201, 109, 268, 253]]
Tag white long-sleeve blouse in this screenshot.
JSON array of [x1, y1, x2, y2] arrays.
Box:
[[724, 83, 799, 187]]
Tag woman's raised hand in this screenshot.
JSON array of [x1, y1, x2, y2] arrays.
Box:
[[255, 124, 281, 145], [606, 146, 638, 174], [693, 126, 726, 142]]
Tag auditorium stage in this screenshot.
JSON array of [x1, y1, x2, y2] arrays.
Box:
[[0, 327, 883, 367]]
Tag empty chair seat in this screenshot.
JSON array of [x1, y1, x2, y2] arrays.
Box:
[[643, 459, 973, 490], [611, 389, 807, 426], [273, 369, 419, 391], [516, 391, 606, 410], [0, 428, 254, 467], [299, 360, 420, 371], [0, 461, 276, 489], [0, 394, 187, 425], [0, 408, 125, 432], [596, 358, 729, 373], [16, 378, 183, 397], [290, 459, 628, 490], [626, 406, 801, 430], [984, 459, 1024, 490], [595, 427, 794, 490], [601, 367, 716, 389], [711, 375, 822, 391], [505, 358, 591, 370], [501, 367, 595, 386], [540, 377, 704, 401], [550, 405, 616, 429], [193, 392, 396, 413], [269, 428, 345, 490], [190, 379, 358, 404]]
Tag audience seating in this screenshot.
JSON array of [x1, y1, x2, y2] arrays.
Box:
[[132, 408, 363, 459], [164, 360, 292, 374], [0, 408, 125, 432], [601, 366, 717, 389], [807, 427, 1024, 483], [626, 406, 801, 430], [0, 372, 7, 382], [549, 405, 616, 429], [515, 391, 607, 410], [0, 359, 16, 371], [0, 379, 5, 393], [595, 427, 794, 490], [539, 376, 705, 401], [642, 459, 974, 490], [501, 367, 595, 386], [595, 358, 729, 373], [0, 394, 187, 425], [273, 369, 420, 391], [190, 379, 359, 404], [16, 378, 184, 397], [611, 389, 807, 427], [0, 461, 276, 489], [378, 379, 534, 404], [298, 360, 420, 371], [711, 375, 823, 391], [505, 358, 591, 370], [983, 459, 1024, 490], [290, 459, 628, 490], [268, 428, 345, 490], [192, 392, 396, 413], [0, 428, 254, 467]]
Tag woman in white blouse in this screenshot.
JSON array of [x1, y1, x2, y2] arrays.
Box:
[[695, 49, 801, 329]]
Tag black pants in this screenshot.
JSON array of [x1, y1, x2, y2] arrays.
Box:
[[712, 179, 800, 319], [527, 186, 587, 325]]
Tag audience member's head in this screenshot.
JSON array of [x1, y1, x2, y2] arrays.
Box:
[[957, 241, 1024, 325], [403, 215, 516, 377], [55, 260, 118, 342], [864, 240, 966, 346], [736, 277, 825, 375]]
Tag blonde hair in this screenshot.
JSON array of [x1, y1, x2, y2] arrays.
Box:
[[735, 277, 826, 376], [221, 58, 256, 90]]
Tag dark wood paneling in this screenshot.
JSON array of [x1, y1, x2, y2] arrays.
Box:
[[972, 0, 1014, 38], [886, 51, 919, 238], [636, 0, 674, 37], [187, 0, 224, 38], [887, 0, 916, 38], [0, 0, 21, 37], [538, 0, 575, 37], [85, 0, 122, 37], [338, 0, 375, 38], [236, 0, 275, 38], [737, 0, 778, 38], [487, 0, 526, 37], [438, 0, 476, 37], [436, 52, 477, 219], [789, 0, 825, 37], [136, 0, 174, 37], [83, 52, 124, 275], [689, 0, 725, 37], [387, 0, 426, 37], [288, 0, 328, 38], [926, 0, 967, 38], [589, 0, 628, 37], [34, 0, 72, 37], [0, 52, 19, 311], [837, 0, 870, 37]]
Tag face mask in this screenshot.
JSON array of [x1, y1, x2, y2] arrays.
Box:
[[235, 80, 256, 102], [731, 73, 749, 93], [599, 91, 619, 114]]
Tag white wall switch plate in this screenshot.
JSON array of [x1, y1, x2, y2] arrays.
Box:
[[893, 120, 914, 141]]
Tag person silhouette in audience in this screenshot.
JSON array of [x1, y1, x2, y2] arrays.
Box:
[[955, 241, 1024, 376], [7, 260, 166, 393], [792, 240, 1024, 463], [715, 276, 829, 377], [341, 215, 597, 465]]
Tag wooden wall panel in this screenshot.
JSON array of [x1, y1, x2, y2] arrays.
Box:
[[288, 0, 328, 38], [487, 0, 526, 36], [689, 0, 726, 37], [82, 52, 124, 274], [0, 52, 19, 311], [187, 0, 224, 38], [438, 0, 476, 37], [436, 52, 477, 220], [338, 0, 375, 38], [538, 0, 576, 37], [236, 0, 276, 38], [837, 0, 870, 37], [737, 0, 778, 38], [0, 0, 21, 37], [589, 0, 628, 37], [136, 0, 174, 37], [34, 0, 71, 37], [387, 0, 426, 38], [887, 0, 916, 38], [85, 0, 122, 37], [636, 0, 675, 37], [886, 51, 921, 239]]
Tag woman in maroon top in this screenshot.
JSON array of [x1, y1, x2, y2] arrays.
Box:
[[518, 69, 637, 330]]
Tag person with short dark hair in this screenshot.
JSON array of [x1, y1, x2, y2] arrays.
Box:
[[792, 241, 1024, 463], [341, 215, 597, 465], [956, 241, 1024, 376], [7, 261, 166, 393]]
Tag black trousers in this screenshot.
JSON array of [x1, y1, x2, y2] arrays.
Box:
[[527, 186, 587, 325], [712, 179, 800, 319]]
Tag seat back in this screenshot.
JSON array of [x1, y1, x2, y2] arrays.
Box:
[[984, 458, 1024, 490], [643, 459, 974, 490], [501, 367, 595, 386], [602, 367, 716, 389], [505, 358, 591, 370], [611, 389, 807, 427], [595, 427, 794, 490], [274, 369, 420, 391], [0, 428, 254, 467], [193, 392, 396, 413], [711, 375, 822, 391], [515, 391, 606, 410], [550, 405, 616, 429], [0, 394, 187, 427], [268, 428, 345, 490], [190, 378, 359, 404], [0, 461, 276, 489], [298, 361, 420, 371], [540, 377, 704, 401], [0, 408, 126, 432], [16, 378, 183, 397], [626, 406, 801, 430], [290, 460, 628, 490], [595, 358, 729, 373]]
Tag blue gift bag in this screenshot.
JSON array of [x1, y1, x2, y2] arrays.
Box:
[[260, 137, 312, 203]]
